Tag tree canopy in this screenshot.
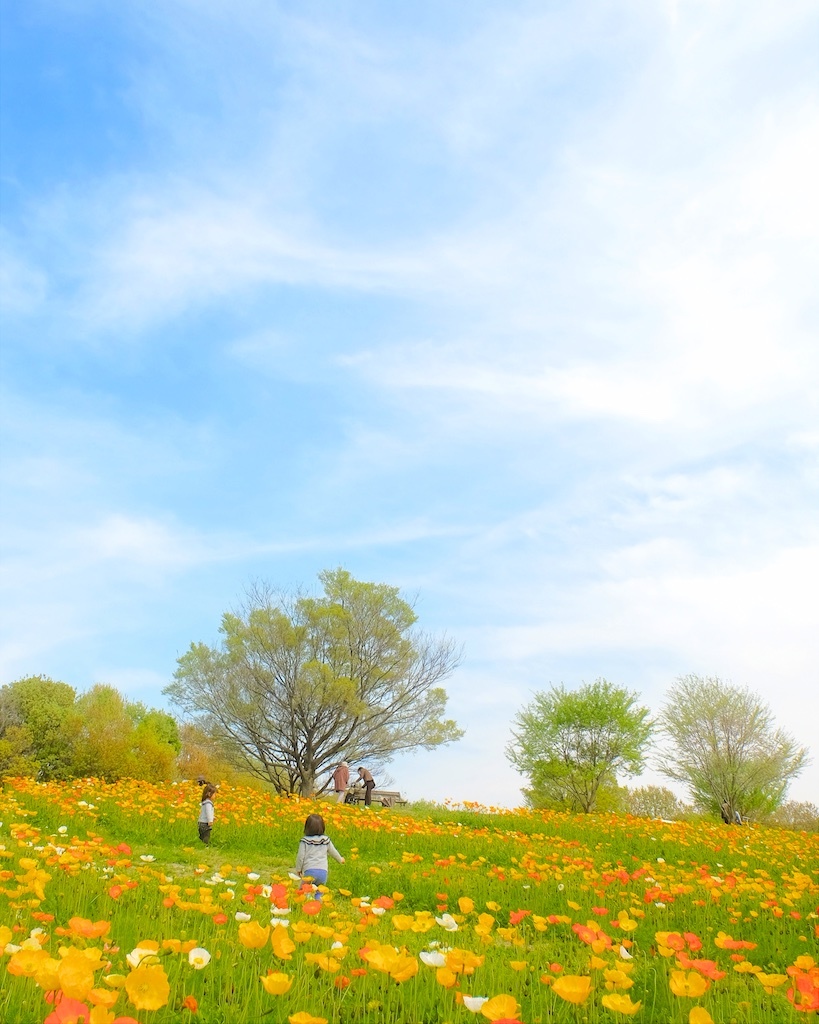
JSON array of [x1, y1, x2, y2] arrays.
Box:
[[506, 678, 653, 813], [0, 676, 77, 780], [165, 568, 463, 795], [655, 674, 809, 821], [0, 676, 180, 783]]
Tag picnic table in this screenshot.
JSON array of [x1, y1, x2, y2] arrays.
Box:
[[345, 786, 407, 808]]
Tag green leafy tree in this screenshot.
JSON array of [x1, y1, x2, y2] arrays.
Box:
[[166, 569, 463, 795], [69, 685, 135, 780], [0, 676, 77, 780], [0, 724, 38, 779], [506, 679, 653, 813], [69, 685, 181, 782], [655, 675, 809, 822]]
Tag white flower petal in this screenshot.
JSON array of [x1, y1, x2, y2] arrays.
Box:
[[462, 996, 488, 1012], [434, 913, 459, 931], [188, 947, 211, 969]]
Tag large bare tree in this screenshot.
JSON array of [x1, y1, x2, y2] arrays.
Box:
[[165, 569, 463, 795], [656, 675, 809, 822]]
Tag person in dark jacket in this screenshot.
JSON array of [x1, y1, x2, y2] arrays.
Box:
[[357, 766, 375, 806]]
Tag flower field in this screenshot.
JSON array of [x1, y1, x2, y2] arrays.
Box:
[[1, 777, 817, 1023]]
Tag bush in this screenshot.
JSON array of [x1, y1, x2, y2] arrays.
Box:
[[765, 799, 819, 832], [625, 784, 692, 821]]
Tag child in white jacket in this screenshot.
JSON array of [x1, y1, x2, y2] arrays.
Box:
[[198, 784, 216, 845], [295, 813, 344, 887]]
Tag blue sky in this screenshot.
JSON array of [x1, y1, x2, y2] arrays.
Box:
[[2, 0, 818, 808]]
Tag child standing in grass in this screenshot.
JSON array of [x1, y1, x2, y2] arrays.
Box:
[[198, 784, 216, 845], [295, 813, 344, 888]]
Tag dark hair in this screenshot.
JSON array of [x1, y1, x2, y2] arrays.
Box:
[[201, 784, 217, 801], [304, 813, 325, 836]]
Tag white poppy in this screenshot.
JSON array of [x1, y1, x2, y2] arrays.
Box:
[[462, 995, 488, 1012], [434, 913, 458, 931], [127, 947, 160, 969], [188, 947, 211, 969], [419, 951, 446, 968]]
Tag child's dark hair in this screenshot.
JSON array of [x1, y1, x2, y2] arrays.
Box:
[[304, 813, 325, 836], [201, 784, 217, 801]]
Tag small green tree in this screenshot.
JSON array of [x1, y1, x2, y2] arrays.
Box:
[[506, 679, 653, 813], [0, 676, 77, 780], [656, 675, 809, 822], [69, 685, 181, 782]]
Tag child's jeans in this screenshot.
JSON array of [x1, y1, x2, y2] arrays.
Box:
[[303, 868, 327, 898]]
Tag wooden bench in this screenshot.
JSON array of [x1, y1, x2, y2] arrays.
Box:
[[345, 788, 407, 808]]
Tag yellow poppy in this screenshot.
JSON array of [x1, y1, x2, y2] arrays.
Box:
[[480, 994, 521, 1021], [669, 970, 710, 998], [271, 927, 296, 961], [436, 966, 458, 988], [58, 950, 96, 1001], [124, 964, 171, 1011], [260, 971, 293, 995], [238, 920, 270, 949], [553, 975, 593, 1004], [601, 993, 642, 1015]]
